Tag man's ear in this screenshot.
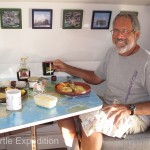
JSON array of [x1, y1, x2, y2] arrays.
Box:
[[135, 31, 140, 40]]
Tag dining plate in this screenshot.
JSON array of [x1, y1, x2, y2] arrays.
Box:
[[0, 87, 27, 103], [55, 82, 91, 96]]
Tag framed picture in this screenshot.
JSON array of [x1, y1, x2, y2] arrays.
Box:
[[91, 11, 112, 29], [63, 9, 83, 29], [32, 9, 53, 29], [120, 11, 138, 16], [0, 8, 22, 29]]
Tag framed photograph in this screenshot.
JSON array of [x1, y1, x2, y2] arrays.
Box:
[[32, 9, 53, 29], [120, 11, 138, 16], [63, 9, 83, 29], [91, 11, 112, 29], [0, 8, 22, 29]]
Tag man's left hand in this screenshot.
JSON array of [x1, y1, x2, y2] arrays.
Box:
[[102, 104, 131, 126]]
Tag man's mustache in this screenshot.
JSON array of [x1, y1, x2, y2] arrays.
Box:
[[114, 38, 127, 44]]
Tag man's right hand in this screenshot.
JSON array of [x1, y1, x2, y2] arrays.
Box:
[[53, 59, 68, 72]]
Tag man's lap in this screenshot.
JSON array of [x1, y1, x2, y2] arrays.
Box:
[[79, 96, 149, 138]]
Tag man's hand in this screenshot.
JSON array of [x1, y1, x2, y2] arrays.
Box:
[[102, 104, 131, 126], [53, 59, 68, 72]]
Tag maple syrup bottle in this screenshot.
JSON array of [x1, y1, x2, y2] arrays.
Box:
[[17, 57, 30, 82]]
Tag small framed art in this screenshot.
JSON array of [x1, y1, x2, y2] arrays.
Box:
[[91, 11, 112, 29], [32, 9, 53, 29], [63, 9, 83, 29], [0, 8, 22, 29], [120, 11, 138, 16]]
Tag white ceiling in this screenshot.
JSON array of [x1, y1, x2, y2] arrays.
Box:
[[0, 0, 150, 6]]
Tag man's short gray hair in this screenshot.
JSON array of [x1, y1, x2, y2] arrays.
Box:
[[113, 12, 141, 32]]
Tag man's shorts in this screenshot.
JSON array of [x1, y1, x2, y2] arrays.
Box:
[[98, 96, 149, 135], [79, 96, 149, 138]]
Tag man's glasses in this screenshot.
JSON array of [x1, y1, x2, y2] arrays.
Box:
[[110, 29, 134, 36]]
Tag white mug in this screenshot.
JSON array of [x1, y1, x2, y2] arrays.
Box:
[[6, 89, 22, 111]]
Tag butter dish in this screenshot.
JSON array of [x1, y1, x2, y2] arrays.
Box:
[[34, 94, 58, 108]]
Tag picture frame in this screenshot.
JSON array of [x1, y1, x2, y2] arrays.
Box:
[[91, 11, 112, 29], [0, 8, 22, 29], [120, 11, 138, 16], [63, 9, 83, 29], [32, 9, 53, 29]]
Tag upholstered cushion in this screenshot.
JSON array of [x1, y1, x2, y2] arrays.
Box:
[[102, 127, 150, 150]]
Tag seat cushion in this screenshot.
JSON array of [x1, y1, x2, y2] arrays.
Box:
[[102, 127, 150, 150]]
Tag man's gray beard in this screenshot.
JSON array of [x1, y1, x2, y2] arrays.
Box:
[[117, 46, 129, 54], [116, 42, 134, 55]]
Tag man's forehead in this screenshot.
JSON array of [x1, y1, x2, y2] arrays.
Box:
[[113, 17, 132, 28]]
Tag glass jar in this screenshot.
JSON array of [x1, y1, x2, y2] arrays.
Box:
[[17, 57, 30, 81], [28, 77, 39, 88]]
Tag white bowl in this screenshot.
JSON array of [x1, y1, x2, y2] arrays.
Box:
[[34, 94, 58, 108]]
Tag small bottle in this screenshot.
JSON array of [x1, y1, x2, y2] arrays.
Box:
[[51, 75, 57, 81], [17, 57, 30, 82]]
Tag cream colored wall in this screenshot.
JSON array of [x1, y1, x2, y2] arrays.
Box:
[[0, 2, 150, 79]]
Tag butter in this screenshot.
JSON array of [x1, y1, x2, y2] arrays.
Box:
[[34, 94, 58, 108]]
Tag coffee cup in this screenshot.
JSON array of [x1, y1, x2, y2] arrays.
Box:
[[6, 89, 22, 111], [42, 61, 55, 76]]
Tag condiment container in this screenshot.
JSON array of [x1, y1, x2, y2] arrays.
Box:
[[34, 94, 58, 108], [17, 57, 30, 82], [28, 77, 40, 88], [51, 75, 57, 81]]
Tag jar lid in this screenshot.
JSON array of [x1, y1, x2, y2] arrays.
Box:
[[28, 77, 39, 82]]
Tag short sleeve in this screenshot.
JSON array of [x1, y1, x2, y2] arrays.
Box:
[[95, 47, 113, 80]]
